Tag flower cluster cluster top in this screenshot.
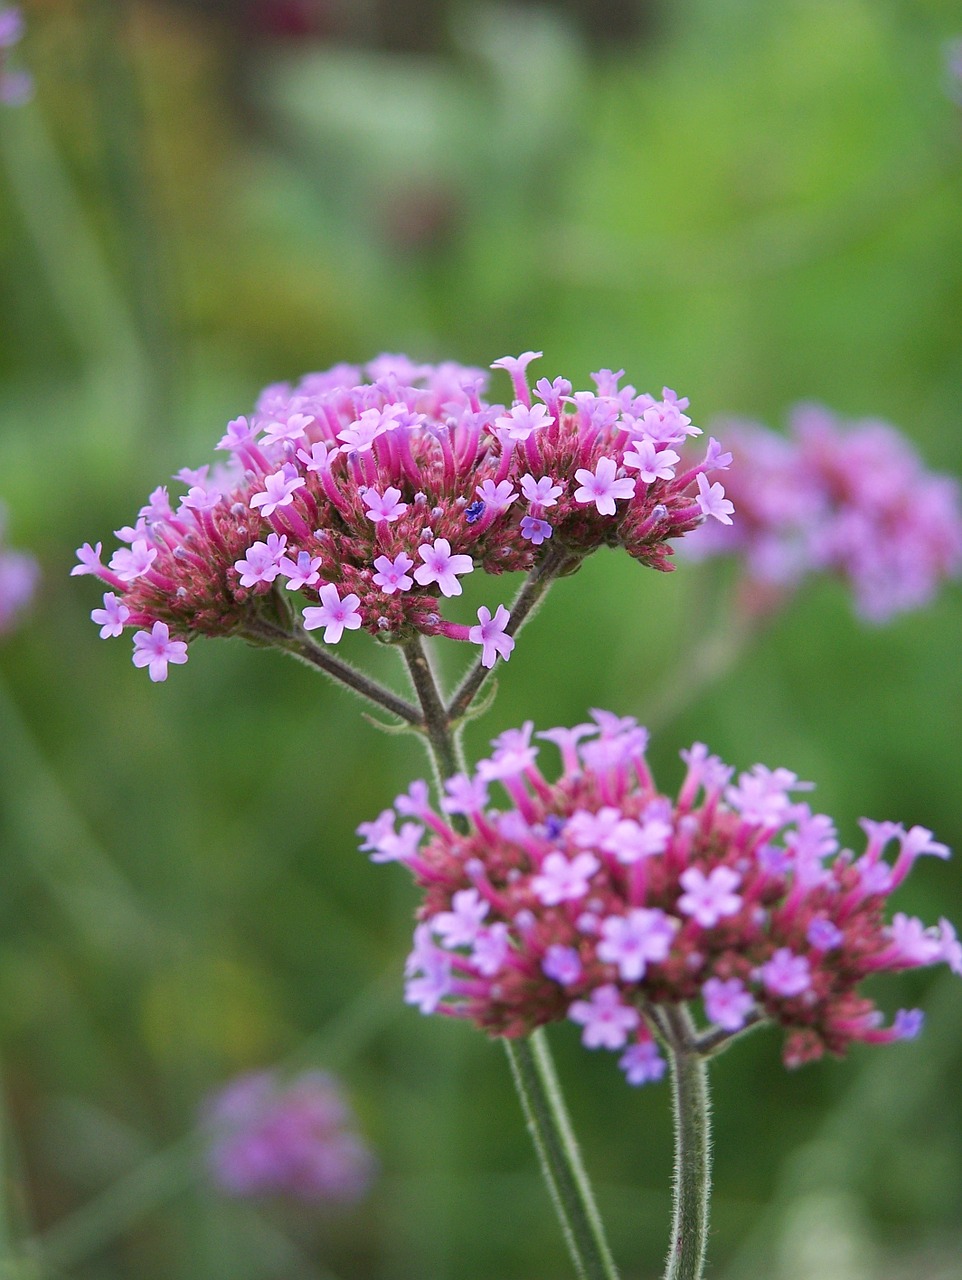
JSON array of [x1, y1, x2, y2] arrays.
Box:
[[202, 1069, 375, 1202], [0, 501, 39, 635], [0, 8, 30, 105], [360, 712, 959, 1085], [73, 352, 733, 680], [688, 403, 962, 622]]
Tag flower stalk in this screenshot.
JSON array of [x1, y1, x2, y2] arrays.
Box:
[[662, 1006, 711, 1280], [446, 544, 581, 722], [244, 615, 423, 726], [505, 1033, 620, 1280], [400, 630, 620, 1280]]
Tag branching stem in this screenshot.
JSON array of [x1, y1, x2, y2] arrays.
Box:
[[447, 546, 580, 721], [243, 617, 423, 726]]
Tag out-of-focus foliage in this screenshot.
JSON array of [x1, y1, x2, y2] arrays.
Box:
[[1, 0, 961, 1276]]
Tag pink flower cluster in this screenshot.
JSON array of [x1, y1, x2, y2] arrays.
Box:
[[361, 712, 959, 1084], [73, 353, 732, 679], [202, 1069, 375, 1203], [688, 403, 962, 622], [0, 8, 30, 105], [0, 502, 39, 634], [947, 37, 962, 105]]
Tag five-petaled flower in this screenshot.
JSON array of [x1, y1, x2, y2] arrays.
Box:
[[132, 622, 189, 682]]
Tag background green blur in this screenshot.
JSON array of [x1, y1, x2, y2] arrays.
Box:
[[1, 1, 961, 1277]]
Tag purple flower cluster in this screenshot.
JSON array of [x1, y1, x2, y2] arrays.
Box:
[[73, 353, 732, 680], [947, 37, 962, 105], [202, 1069, 375, 1203], [361, 712, 959, 1084], [688, 403, 962, 622], [0, 502, 38, 634], [0, 8, 30, 105]]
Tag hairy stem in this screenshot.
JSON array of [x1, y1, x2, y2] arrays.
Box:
[[662, 1006, 712, 1280], [402, 637, 462, 785], [447, 546, 579, 721], [244, 617, 422, 726], [505, 1034, 620, 1280], [402, 644, 618, 1280]]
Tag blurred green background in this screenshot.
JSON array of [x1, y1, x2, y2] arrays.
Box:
[[2, 1, 962, 1276]]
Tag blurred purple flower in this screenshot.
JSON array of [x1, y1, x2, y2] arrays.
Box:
[[0, 503, 38, 634], [0, 7, 31, 106], [687, 404, 962, 623], [946, 38, 962, 105], [202, 1069, 375, 1203]]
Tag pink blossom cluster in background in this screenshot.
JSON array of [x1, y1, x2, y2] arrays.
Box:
[[0, 501, 38, 634], [73, 352, 734, 680], [946, 37, 962, 105], [0, 7, 30, 105], [687, 404, 962, 622], [361, 711, 960, 1085], [202, 1070, 375, 1203]]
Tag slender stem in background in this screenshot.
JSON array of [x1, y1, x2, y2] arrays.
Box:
[[662, 1006, 712, 1280], [401, 641, 619, 1280], [244, 617, 423, 726], [87, 0, 178, 443], [505, 1034, 621, 1280], [447, 546, 580, 721], [643, 568, 779, 736], [0, 1063, 14, 1268], [0, 87, 143, 382]]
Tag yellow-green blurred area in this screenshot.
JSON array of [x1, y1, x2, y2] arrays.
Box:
[[1, 0, 962, 1276]]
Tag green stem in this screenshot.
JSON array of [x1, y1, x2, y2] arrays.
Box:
[[402, 637, 462, 785], [243, 617, 423, 726], [401, 644, 619, 1280], [87, 0, 178, 444], [505, 1034, 620, 1280], [446, 546, 579, 722], [662, 1006, 712, 1280]]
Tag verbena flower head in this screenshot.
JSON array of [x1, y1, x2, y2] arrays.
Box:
[[0, 502, 39, 634], [0, 7, 31, 105], [688, 404, 962, 622], [201, 1069, 375, 1202], [73, 354, 731, 678], [362, 713, 958, 1084]]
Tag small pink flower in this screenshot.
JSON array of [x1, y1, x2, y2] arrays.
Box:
[[361, 486, 408, 523], [372, 552, 415, 595], [702, 977, 754, 1031], [303, 584, 362, 643], [569, 984, 640, 1050], [468, 604, 514, 668], [250, 467, 305, 517], [132, 622, 188, 682], [695, 472, 734, 524], [91, 592, 130, 638], [414, 538, 474, 597], [573, 457, 635, 516], [677, 866, 743, 928]]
